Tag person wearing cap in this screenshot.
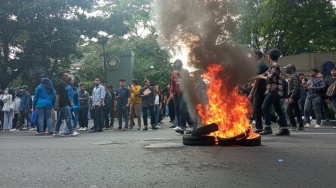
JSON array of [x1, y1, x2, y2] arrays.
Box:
[[15, 85, 32, 131], [303, 68, 326, 128], [284, 64, 304, 131], [255, 48, 290, 136]]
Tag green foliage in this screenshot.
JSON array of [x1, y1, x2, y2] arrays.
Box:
[[235, 0, 336, 55]]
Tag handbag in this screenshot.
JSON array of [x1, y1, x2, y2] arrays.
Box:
[[2, 103, 10, 112], [9, 101, 15, 110], [30, 110, 38, 126]]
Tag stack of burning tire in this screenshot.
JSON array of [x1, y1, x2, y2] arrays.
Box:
[[183, 123, 261, 146]]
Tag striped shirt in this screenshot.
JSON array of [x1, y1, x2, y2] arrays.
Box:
[[287, 74, 300, 99], [306, 77, 326, 99], [263, 62, 283, 96]]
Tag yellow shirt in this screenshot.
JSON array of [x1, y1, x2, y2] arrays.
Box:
[[130, 85, 142, 104]]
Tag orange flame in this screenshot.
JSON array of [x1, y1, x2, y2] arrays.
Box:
[[197, 64, 259, 139]]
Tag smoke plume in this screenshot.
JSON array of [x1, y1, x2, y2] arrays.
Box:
[[152, 0, 257, 122]]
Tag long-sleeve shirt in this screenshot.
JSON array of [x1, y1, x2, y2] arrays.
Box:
[[263, 62, 283, 96], [92, 84, 106, 106], [19, 92, 31, 111], [32, 85, 56, 109], [287, 74, 300, 99], [306, 77, 326, 99]]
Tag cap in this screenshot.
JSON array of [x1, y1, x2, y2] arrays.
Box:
[[310, 68, 319, 73], [20, 85, 28, 89]]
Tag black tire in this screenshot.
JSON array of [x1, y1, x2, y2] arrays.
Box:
[[237, 136, 261, 146], [217, 130, 250, 146], [191, 123, 219, 137], [182, 135, 216, 146]]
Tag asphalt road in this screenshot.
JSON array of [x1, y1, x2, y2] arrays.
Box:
[[0, 119, 336, 188]]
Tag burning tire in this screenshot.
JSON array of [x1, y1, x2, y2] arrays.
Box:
[[182, 135, 216, 146], [237, 136, 261, 146], [217, 130, 250, 146], [191, 123, 219, 137]]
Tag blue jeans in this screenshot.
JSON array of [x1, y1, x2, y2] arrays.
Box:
[[37, 108, 53, 133], [304, 96, 322, 125], [117, 105, 129, 128], [3, 110, 14, 130], [55, 106, 74, 133], [142, 106, 154, 126], [262, 91, 288, 128], [154, 104, 160, 126]]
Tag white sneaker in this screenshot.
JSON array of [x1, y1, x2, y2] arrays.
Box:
[[53, 132, 64, 137], [78, 127, 83, 131], [70, 131, 79, 136], [30, 128, 37, 131], [156, 125, 161, 129], [333, 126, 336, 129], [173, 126, 181, 130], [82, 127, 87, 131], [305, 123, 311, 128], [148, 125, 152, 129], [314, 124, 321, 128], [10, 129, 19, 132]]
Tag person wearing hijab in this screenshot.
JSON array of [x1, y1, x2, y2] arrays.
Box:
[[1, 90, 15, 131], [32, 78, 56, 135]]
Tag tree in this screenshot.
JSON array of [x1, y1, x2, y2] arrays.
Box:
[[236, 0, 336, 55], [0, 0, 129, 89]]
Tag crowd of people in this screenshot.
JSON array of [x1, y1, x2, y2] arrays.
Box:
[[244, 49, 336, 136], [1, 50, 336, 137]]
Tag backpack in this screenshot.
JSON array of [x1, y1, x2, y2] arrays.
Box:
[[326, 81, 336, 97]]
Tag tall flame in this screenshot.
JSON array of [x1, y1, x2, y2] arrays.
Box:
[[197, 64, 258, 139]]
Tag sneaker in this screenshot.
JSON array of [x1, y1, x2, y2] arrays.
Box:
[[53, 132, 64, 137], [70, 131, 79, 136], [169, 125, 176, 128], [104, 127, 110, 130], [333, 126, 336, 129], [259, 127, 273, 135], [123, 128, 128, 131], [156, 125, 161, 129], [82, 127, 87, 131], [78, 127, 83, 131], [298, 127, 304, 131], [275, 129, 290, 136], [289, 126, 297, 131], [152, 126, 158, 130], [175, 129, 184, 134], [10, 129, 19, 132], [173, 126, 181, 130], [29, 128, 37, 131], [314, 124, 321, 128], [137, 127, 141, 130], [148, 125, 152, 129], [253, 129, 263, 133], [305, 123, 311, 128], [115, 127, 122, 131], [143, 127, 148, 131]]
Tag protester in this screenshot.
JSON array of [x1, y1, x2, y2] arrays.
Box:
[[103, 85, 112, 130], [324, 67, 336, 128], [14, 85, 32, 131], [107, 85, 116, 128], [32, 78, 56, 135], [153, 85, 162, 128], [78, 84, 90, 131], [140, 79, 156, 130], [115, 78, 130, 131], [129, 79, 142, 130], [90, 77, 106, 132], [1, 90, 14, 131]]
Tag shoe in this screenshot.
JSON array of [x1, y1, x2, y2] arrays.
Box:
[[53, 132, 64, 137], [148, 125, 152, 129], [123, 128, 128, 131], [89, 130, 98, 133], [82, 127, 87, 131], [289, 126, 297, 131], [314, 124, 321, 128], [169, 125, 176, 128], [259, 128, 273, 135], [253, 129, 263, 133], [173, 126, 181, 130], [30, 128, 37, 131], [175, 129, 184, 134], [275, 129, 290, 136], [129, 126, 133, 130], [70, 131, 79, 136], [104, 127, 110, 130], [156, 125, 161, 129], [333, 126, 336, 129], [35, 132, 44, 136], [10, 129, 19, 132], [305, 123, 311, 128], [152, 126, 158, 130], [137, 127, 141, 130], [115, 127, 122, 131], [78, 127, 83, 131], [143, 127, 148, 131], [97, 129, 103, 132], [298, 127, 304, 131]]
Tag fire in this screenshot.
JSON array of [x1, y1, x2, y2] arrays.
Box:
[[196, 64, 259, 139]]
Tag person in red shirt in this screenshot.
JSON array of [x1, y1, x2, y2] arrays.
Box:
[[170, 59, 194, 134]]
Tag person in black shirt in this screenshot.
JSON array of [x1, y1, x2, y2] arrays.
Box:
[[78, 84, 89, 131], [53, 71, 79, 137], [248, 50, 269, 133], [325, 67, 336, 128]]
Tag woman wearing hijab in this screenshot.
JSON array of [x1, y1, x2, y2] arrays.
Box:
[[1, 90, 15, 131], [32, 78, 56, 135]]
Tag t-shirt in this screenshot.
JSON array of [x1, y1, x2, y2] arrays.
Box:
[[255, 62, 269, 95], [115, 87, 130, 106], [56, 82, 71, 108]]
